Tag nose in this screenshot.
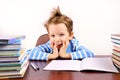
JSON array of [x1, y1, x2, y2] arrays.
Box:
[[54, 36, 60, 42]]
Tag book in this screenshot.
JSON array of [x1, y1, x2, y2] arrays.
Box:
[[112, 49, 120, 57], [43, 57, 119, 73], [0, 66, 21, 71], [0, 34, 25, 44], [112, 42, 120, 49], [0, 57, 20, 63], [112, 57, 120, 66], [111, 34, 120, 70], [111, 39, 120, 45], [0, 53, 29, 79], [0, 55, 28, 71], [0, 62, 21, 67], [0, 48, 27, 63], [0, 44, 21, 50], [113, 46, 120, 52], [0, 61, 29, 78], [112, 41, 120, 45], [112, 53, 120, 62], [0, 51, 28, 71], [114, 63, 120, 69], [111, 34, 120, 41], [0, 50, 19, 57]]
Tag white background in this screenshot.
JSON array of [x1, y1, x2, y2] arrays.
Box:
[[0, 0, 120, 55]]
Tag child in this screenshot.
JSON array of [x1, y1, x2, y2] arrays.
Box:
[[27, 7, 94, 60]]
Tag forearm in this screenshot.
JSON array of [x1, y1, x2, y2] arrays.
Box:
[[60, 53, 71, 59], [27, 49, 49, 60], [48, 53, 58, 60], [70, 49, 94, 60]]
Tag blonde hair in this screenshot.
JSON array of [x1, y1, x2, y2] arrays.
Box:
[[44, 7, 73, 35]]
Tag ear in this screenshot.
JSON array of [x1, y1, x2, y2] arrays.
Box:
[[69, 32, 74, 39]]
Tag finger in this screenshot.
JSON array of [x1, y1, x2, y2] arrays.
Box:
[[65, 39, 69, 46], [50, 41, 55, 48], [50, 41, 53, 48], [63, 40, 68, 47]]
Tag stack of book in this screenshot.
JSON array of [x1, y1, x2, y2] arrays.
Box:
[[111, 34, 120, 69], [0, 34, 29, 79]]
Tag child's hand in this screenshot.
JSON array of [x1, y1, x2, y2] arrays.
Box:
[[50, 41, 58, 52], [59, 39, 71, 58], [48, 41, 59, 60]]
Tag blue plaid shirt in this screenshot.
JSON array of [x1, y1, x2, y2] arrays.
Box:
[[27, 38, 94, 60]]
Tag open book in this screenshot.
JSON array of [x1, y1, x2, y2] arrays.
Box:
[[43, 57, 119, 73]]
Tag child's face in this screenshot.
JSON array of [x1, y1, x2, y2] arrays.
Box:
[[48, 23, 73, 49]]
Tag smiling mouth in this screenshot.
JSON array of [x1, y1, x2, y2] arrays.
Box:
[[56, 44, 63, 49]]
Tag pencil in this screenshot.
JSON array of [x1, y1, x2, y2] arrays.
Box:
[[31, 62, 37, 71]]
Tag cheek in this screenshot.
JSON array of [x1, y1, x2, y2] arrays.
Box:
[[50, 38, 54, 43], [61, 38, 67, 42], [62, 36, 71, 41]]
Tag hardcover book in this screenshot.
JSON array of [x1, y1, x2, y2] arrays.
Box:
[[0, 61, 29, 79], [0, 50, 19, 57], [0, 50, 29, 79], [111, 34, 120, 40], [0, 44, 21, 50], [0, 34, 25, 44]]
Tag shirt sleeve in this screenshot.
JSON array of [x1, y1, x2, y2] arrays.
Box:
[[26, 42, 52, 60], [70, 39, 94, 60]]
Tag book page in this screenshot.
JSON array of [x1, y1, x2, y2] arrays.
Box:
[[80, 57, 119, 73], [43, 60, 81, 71]]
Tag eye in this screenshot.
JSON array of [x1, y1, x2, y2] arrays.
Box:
[[59, 34, 64, 37], [51, 35, 55, 38]]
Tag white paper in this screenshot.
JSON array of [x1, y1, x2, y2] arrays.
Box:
[[80, 57, 119, 73], [43, 60, 81, 71], [43, 57, 119, 73]]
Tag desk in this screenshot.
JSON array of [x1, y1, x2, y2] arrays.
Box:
[[5, 56, 120, 80]]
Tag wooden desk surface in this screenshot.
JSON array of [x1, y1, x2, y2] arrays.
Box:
[[4, 56, 120, 80]]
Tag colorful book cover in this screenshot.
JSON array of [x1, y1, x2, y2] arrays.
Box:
[[0, 50, 19, 57], [112, 57, 120, 67], [0, 48, 27, 63], [0, 44, 21, 51], [111, 34, 120, 41], [0, 62, 21, 67], [0, 57, 20, 63], [111, 39, 120, 45], [113, 46, 120, 52], [112, 53, 120, 61], [0, 61, 29, 78], [0, 49, 29, 79], [0, 34, 25, 44], [0, 66, 21, 71]]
